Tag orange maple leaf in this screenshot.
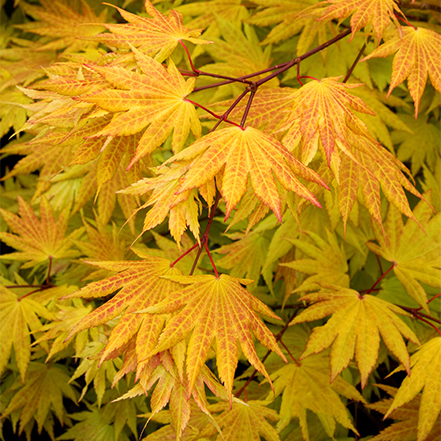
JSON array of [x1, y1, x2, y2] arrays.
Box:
[[85, 0, 210, 62], [362, 27, 441, 117], [139, 274, 287, 402], [81, 45, 201, 167], [162, 126, 327, 221], [0, 196, 83, 269], [315, 0, 403, 42], [63, 252, 183, 376]]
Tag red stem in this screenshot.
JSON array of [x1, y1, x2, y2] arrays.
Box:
[[428, 293, 441, 304], [343, 41, 367, 83], [171, 243, 199, 268], [395, 14, 416, 29], [205, 243, 219, 278], [279, 339, 301, 366], [415, 316, 441, 336], [185, 98, 242, 128], [367, 263, 395, 294], [179, 40, 200, 74]]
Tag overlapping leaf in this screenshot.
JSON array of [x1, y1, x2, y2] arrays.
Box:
[[162, 126, 327, 221], [385, 337, 441, 441], [85, 0, 210, 62], [2, 362, 78, 436], [199, 400, 281, 441], [362, 27, 441, 116], [63, 252, 183, 375], [0, 196, 83, 269], [280, 229, 350, 294], [139, 274, 287, 402], [16, 0, 107, 53], [81, 45, 201, 167], [269, 353, 366, 439], [278, 77, 423, 227], [291, 284, 420, 388], [367, 197, 441, 311], [367, 385, 441, 441], [312, 0, 403, 41]]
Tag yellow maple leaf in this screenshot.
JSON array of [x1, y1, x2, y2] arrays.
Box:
[[163, 126, 327, 221], [280, 229, 350, 293], [367, 196, 441, 311], [316, 0, 403, 42], [86, 0, 210, 62], [385, 337, 441, 441], [269, 353, 366, 440], [0, 283, 57, 382], [1, 362, 78, 437], [362, 27, 441, 117], [81, 45, 201, 166], [0, 196, 83, 269], [367, 385, 441, 441], [291, 284, 420, 388], [16, 0, 107, 53], [63, 252, 183, 376], [200, 400, 281, 441], [139, 274, 287, 402]]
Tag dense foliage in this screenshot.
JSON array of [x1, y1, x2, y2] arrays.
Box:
[[1, 0, 440, 440]]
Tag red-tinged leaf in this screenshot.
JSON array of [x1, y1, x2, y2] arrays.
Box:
[[367, 197, 441, 311], [316, 0, 403, 41], [81, 46, 201, 165], [85, 0, 210, 62], [63, 253, 183, 374], [362, 27, 441, 116], [385, 337, 441, 441], [163, 126, 327, 221], [140, 274, 287, 402], [269, 353, 366, 439], [291, 285, 420, 388], [0, 196, 83, 269]]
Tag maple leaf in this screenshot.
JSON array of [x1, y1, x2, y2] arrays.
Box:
[[362, 27, 441, 117], [215, 230, 270, 292], [279, 77, 424, 227], [119, 164, 203, 246], [16, 0, 108, 53], [0, 283, 57, 382], [268, 353, 366, 439], [246, 0, 317, 46], [314, 0, 404, 42], [80, 45, 201, 167], [367, 385, 441, 441], [0, 196, 83, 269], [2, 362, 78, 437], [63, 252, 183, 376], [384, 337, 441, 441], [392, 113, 441, 176], [367, 197, 441, 311], [280, 229, 350, 293], [163, 126, 327, 221], [139, 273, 287, 402], [291, 284, 420, 388], [85, 0, 210, 62], [117, 350, 228, 439], [57, 397, 137, 441], [199, 400, 281, 441], [200, 16, 279, 88]]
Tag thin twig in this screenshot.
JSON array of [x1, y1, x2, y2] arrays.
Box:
[[343, 39, 369, 83]]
